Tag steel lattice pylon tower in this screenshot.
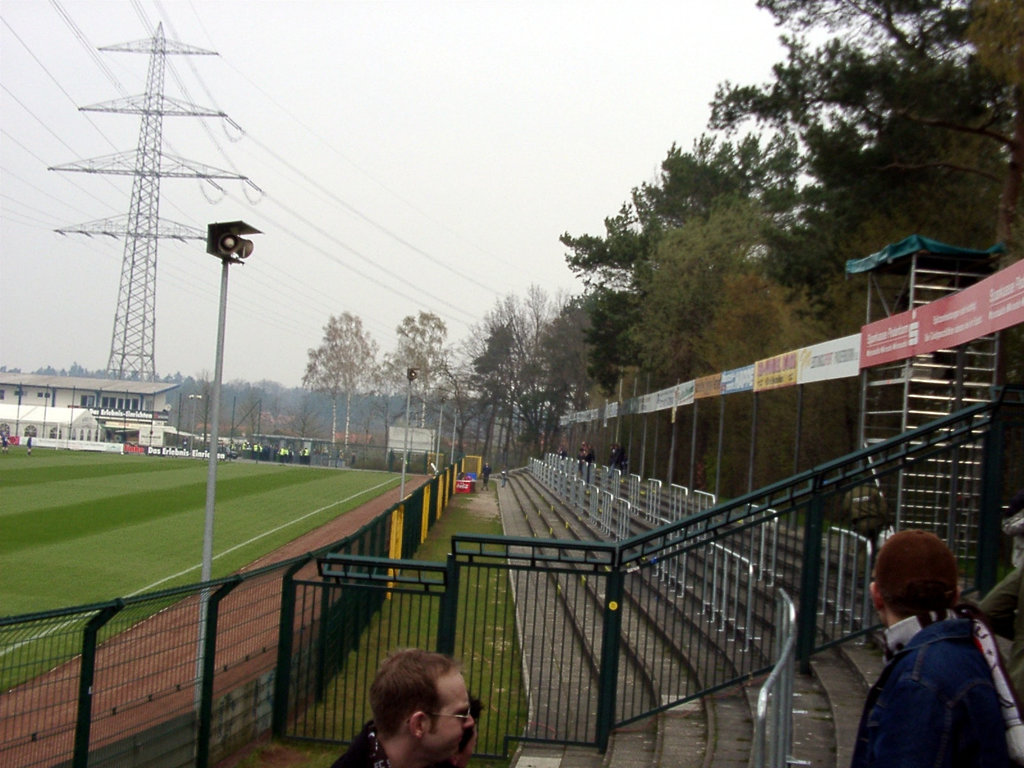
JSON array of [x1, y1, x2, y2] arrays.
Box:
[[50, 23, 257, 381]]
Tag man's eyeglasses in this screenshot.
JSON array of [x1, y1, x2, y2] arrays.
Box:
[[430, 711, 472, 721]]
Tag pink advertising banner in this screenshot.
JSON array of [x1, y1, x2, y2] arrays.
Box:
[[861, 258, 1024, 367]]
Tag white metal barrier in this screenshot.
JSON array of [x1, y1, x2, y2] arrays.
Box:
[[705, 542, 757, 651], [647, 479, 663, 524], [667, 483, 687, 522], [692, 489, 716, 513], [753, 589, 797, 768], [820, 526, 873, 635]]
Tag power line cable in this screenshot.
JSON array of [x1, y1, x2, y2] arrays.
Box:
[[164, 1, 518, 297], [253, 191, 477, 326], [205, 27, 525, 280], [1, 17, 123, 156], [36, 4, 469, 332], [6, 3, 506, 373], [48, 0, 131, 98], [244, 131, 502, 298]]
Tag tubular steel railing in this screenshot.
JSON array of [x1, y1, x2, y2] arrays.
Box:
[[753, 589, 797, 768]]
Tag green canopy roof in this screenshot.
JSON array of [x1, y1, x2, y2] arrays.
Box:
[[845, 234, 1005, 275]]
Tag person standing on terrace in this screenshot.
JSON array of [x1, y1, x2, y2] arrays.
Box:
[[851, 530, 1022, 767]]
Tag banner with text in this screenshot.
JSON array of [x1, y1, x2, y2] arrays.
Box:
[[797, 334, 861, 384], [861, 258, 1024, 366]]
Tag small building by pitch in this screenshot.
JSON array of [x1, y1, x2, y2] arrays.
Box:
[[0, 373, 179, 448]]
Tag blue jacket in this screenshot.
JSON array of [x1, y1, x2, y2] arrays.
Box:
[[851, 617, 1010, 767]]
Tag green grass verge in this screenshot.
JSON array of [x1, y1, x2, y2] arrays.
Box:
[[0, 450, 399, 615]]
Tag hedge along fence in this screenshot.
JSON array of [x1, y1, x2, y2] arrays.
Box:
[[0, 463, 459, 768]]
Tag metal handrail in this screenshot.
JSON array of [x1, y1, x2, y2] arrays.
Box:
[[752, 589, 797, 768]]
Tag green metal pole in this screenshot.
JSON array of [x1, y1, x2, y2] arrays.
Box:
[[796, 482, 826, 675], [72, 602, 123, 768], [196, 578, 241, 768], [437, 553, 460, 656], [595, 568, 625, 752], [272, 559, 309, 737], [977, 412, 1006, 595]]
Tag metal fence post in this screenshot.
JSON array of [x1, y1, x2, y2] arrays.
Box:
[[272, 559, 308, 738], [796, 480, 825, 675], [595, 567, 625, 752], [437, 552, 460, 656], [977, 405, 1006, 595], [72, 601, 123, 768], [197, 577, 242, 768]]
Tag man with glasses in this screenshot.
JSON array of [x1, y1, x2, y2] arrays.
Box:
[[332, 648, 474, 768]]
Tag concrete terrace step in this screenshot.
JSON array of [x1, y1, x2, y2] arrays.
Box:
[[492, 470, 880, 768]]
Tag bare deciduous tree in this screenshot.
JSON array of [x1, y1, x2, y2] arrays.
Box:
[[303, 313, 378, 457]]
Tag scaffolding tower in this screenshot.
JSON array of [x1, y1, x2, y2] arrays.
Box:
[[848, 236, 1003, 558], [50, 23, 256, 381]]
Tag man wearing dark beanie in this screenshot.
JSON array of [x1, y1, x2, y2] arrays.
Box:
[[851, 530, 1019, 767]]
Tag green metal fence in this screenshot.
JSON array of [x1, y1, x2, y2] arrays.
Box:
[[285, 388, 1024, 758], [0, 466, 457, 768]]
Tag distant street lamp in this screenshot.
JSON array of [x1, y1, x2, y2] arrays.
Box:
[[400, 367, 418, 500], [188, 394, 202, 448]]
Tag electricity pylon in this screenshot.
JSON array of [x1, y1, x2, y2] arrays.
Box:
[[50, 22, 258, 381]]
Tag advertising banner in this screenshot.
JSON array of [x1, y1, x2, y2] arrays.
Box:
[[387, 426, 436, 452], [677, 380, 695, 407], [755, 351, 798, 391], [797, 334, 861, 384], [654, 387, 677, 411], [861, 258, 1024, 366], [721, 365, 754, 394], [695, 373, 722, 399]]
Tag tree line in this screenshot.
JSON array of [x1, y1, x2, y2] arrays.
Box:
[[557, 0, 1023, 493]]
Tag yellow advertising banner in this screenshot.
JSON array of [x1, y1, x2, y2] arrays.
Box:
[[754, 351, 798, 391]]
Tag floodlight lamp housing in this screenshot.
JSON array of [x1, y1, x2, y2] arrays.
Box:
[[207, 221, 261, 262]]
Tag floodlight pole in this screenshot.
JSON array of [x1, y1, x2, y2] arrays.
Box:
[[436, 401, 444, 468], [195, 222, 258, 724], [189, 394, 202, 450], [450, 412, 457, 466], [400, 380, 412, 500], [195, 256, 232, 717], [201, 259, 231, 586], [400, 367, 418, 500]]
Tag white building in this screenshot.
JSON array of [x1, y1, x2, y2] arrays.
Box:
[[0, 373, 179, 448]]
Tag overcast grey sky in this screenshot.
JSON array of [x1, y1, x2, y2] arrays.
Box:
[[1, 0, 785, 387]]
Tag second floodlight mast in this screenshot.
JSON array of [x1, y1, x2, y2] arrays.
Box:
[[400, 367, 419, 500]]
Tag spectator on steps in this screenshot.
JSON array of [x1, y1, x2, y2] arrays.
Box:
[[851, 530, 1022, 767]]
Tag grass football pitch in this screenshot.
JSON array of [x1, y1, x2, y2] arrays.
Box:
[[0, 449, 402, 617]]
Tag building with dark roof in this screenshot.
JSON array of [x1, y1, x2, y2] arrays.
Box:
[[0, 373, 180, 447]]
